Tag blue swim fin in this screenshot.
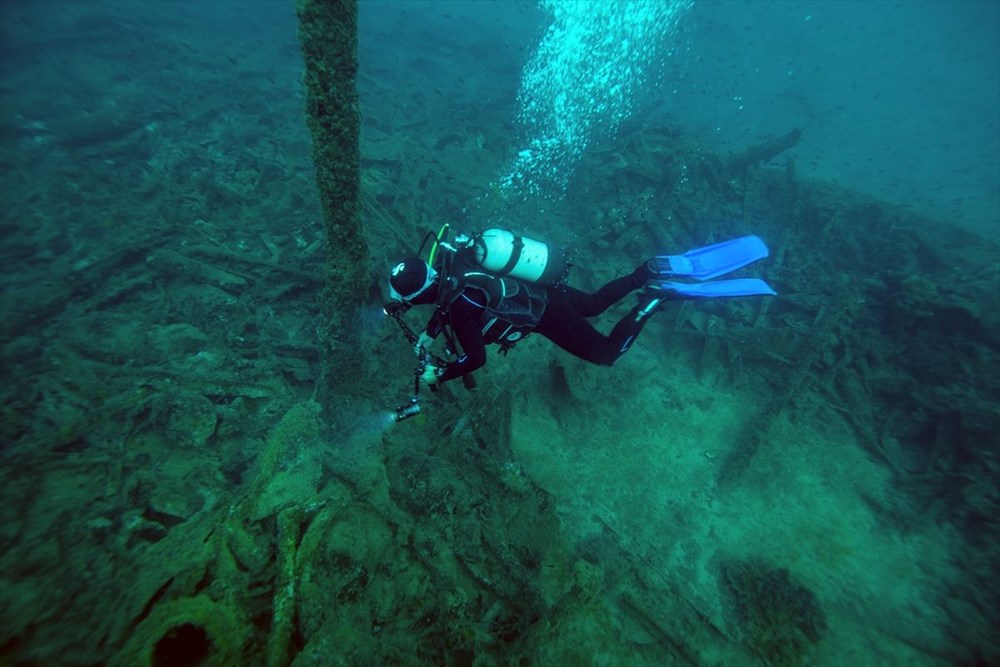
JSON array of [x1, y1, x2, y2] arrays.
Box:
[[651, 235, 770, 281], [647, 278, 777, 299]]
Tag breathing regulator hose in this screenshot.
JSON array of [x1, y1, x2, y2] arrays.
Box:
[[427, 222, 450, 269]]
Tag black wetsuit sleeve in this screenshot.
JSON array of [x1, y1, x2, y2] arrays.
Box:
[[425, 311, 444, 339], [437, 292, 487, 383]]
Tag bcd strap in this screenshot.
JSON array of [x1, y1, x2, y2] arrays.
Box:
[[498, 233, 524, 277]]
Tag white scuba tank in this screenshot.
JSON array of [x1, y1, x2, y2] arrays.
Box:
[[471, 228, 570, 286]]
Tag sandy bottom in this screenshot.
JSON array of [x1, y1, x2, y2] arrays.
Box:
[[508, 326, 957, 666]]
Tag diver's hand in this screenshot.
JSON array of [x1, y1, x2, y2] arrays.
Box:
[[420, 364, 442, 386], [415, 331, 434, 353]]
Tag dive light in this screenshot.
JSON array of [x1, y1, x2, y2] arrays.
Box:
[[392, 396, 422, 423]]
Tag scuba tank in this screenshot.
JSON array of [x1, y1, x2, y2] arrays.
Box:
[[426, 224, 572, 286], [469, 228, 570, 286]]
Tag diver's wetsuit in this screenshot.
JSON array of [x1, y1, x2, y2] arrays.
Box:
[[426, 266, 654, 383]]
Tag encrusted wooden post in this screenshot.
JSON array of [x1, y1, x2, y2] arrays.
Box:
[[297, 0, 368, 392]]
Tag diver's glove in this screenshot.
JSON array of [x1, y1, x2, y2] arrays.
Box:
[[420, 364, 443, 386], [415, 331, 434, 353]]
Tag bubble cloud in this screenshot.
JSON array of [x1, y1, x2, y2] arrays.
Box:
[[497, 0, 693, 201]]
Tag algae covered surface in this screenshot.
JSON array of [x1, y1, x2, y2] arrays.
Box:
[[1, 1, 998, 666]]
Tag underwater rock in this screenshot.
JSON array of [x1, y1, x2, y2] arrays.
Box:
[[147, 488, 203, 526], [389, 453, 458, 517], [162, 391, 217, 449], [251, 457, 322, 521], [86, 516, 115, 543], [155, 322, 211, 356], [883, 409, 939, 474], [124, 513, 168, 546], [720, 558, 826, 667]]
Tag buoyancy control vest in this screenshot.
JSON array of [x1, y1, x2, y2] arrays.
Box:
[[432, 228, 570, 353], [461, 271, 549, 351]]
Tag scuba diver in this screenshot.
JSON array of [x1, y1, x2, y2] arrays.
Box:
[[385, 228, 776, 391]]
